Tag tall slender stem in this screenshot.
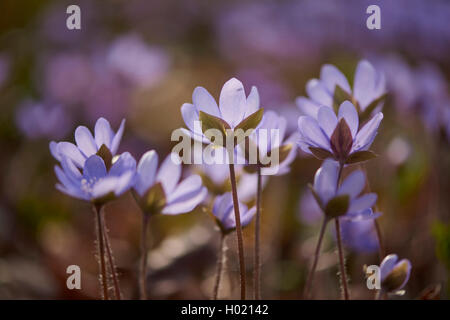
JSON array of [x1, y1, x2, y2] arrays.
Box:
[[140, 213, 150, 300], [228, 162, 246, 300], [213, 233, 226, 300], [335, 218, 349, 300], [254, 166, 262, 300], [101, 209, 122, 300], [304, 217, 328, 299], [335, 162, 349, 300], [94, 205, 109, 300]]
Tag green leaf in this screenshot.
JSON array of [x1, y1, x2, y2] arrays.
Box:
[[333, 85, 353, 113], [309, 147, 335, 160], [346, 150, 378, 164], [143, 182, 167, 214], [359, 93, 387, 124], [324, 194, 349, 218], [234, 108, 264, 146], [199, 111, 230, 146], [96, 144, 113, 170], [330, 118, 353, 162]]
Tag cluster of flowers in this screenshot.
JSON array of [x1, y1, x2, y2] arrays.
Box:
[[50, 60, 411, 300]]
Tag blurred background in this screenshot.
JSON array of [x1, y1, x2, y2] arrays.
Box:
[[0, 0, 449, 299]]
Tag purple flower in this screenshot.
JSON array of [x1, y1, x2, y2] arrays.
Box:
[[133, 151, 207, 215], [106, 34, 170, 87], [380, 254, 412, 293], [180, 78, 261, 143], [340, 220, 379, 253], [54, 152, 136, 203], [246, 110, 299, 175], [296, 60, 386, 117], [50, 117, 125, 169], [212, 193, 256, 233], [15, 101, 71, 139], [298, 101, 383, 163], [311, 159, 380, 220]]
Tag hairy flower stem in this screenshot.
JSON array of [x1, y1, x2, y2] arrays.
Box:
[[213, 233, 226, 300], [335, 218, 350, 300], [335, 162, 350, 300], [304, 217, 328, 299], [228, 162, 246, 300], [101, 210, 122, 300], [139, 213, 151, 300], [94, 205, 109, 300], [254, 166, 262, 300]]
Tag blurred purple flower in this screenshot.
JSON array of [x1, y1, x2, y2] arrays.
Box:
[[181, 78, 260, 142], [340, 220, 379, 253], [54, 152, 136, 203], [212, 193, 256, 233], [107, 34, 170, 87], [298, 188, 322, 225], [312, 159, 380, 220], [15, 101, 71, 139], [247, 110, 299, 175], [50, 117, 125, 169], [296, 60, 385, 117], [134, 151, 207, 215], [44, 53, 92, 104], [298, 101, 383, 162], [380, 254, 412, 293]]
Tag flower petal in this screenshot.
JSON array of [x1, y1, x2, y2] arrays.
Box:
[[338, 101, 358, 139], [354, 60, 379, 110], [83, 155, 107, 180], [135, 150, 159, 196], [338, 170, 365, 199], [163, 175, 207, 215], [181, 103, 199, 132], [219, 78, 247, 127], [353, 112, 383, 152], [380, 254, 399, 281], [348, 193, 377, 213], [109, 152, 136, 177], [94, 117, 113, 150], [244, 86, 260, 118], [298, 116, 331, 151], [75, 126, 97, 157], [192, 86, 220, 117], [306, 79, 333, 107], [296, 97, 321, 119], [57, 142, 86, 168], [317, 106, 338, 138], [110, 119, 126, 155], [320, 64, 351, 94], [313, 159, 339, 203], [156, 153, 182, 194]]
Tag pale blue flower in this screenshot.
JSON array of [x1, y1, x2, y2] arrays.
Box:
[[380, 254, 412, 292], [298, 101, 383, 162], [312, 159, 380, 220], [296, 60, 386, 117], [50, 117, 125, 168], [134, 151, 207, 215], [212, 193, 256, 232], [180, 78, 260, 143], [54, 152, 136, 203]]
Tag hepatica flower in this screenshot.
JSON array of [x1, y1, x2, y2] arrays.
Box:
[[298, 101, 383, 164], [54, 153, 136, 204], [50, 117, 125, 169], [379, 254, 412, 293], [180, 77, 263, 148], [133, 150, 207, 215], [310, 159, 380, 220], [211, 193, 256, 234], [245, 110, 299, 175], [296, 60, 386, 119]]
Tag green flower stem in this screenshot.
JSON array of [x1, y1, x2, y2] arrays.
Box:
[[304, 216, 329, 299], [94, 204, 109, 300], [213, 233, 226, 300], [228, 162, 246, 300], [253, 166, 262, 300]]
